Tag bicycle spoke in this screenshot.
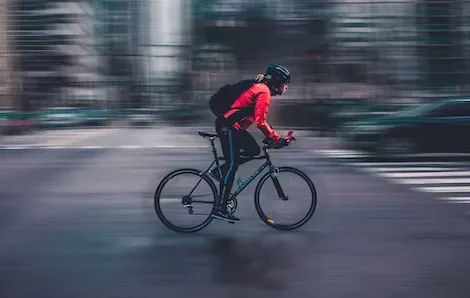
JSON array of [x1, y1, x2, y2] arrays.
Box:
[[159, 198, 182, 203], [191, 200, 215, 204]]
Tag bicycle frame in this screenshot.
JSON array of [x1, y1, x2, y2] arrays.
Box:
[[190, 137, 285, 201]]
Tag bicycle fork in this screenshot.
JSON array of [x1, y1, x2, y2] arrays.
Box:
[[269, 166, 288, 200]]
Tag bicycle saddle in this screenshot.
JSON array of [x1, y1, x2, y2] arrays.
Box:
[[198, 131, 218, 138]]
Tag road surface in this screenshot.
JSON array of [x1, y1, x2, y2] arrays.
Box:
[[1, 127, 470, 298]]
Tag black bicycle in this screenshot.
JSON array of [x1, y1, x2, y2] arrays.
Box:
[[154, 130, 317, 233]]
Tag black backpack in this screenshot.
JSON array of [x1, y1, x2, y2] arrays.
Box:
[[209, 79, 254, 117]]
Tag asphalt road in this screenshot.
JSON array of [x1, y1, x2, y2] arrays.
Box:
[[1, 127, 470, 298]]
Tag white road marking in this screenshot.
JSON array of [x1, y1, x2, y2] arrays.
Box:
[[366, 167, 456, 172], [2, 146, 25, 150], [446, 201, 470, 204], [377, 171, 470, 178], [415, 186, 470, 193], [151, 145, 207, 148], [440, 197, 470, 203], [320, 149, 470, 205], [394, 178, 470, 185], [317, 149, 369, 157], [349, 161, 468, 167], [80, 146, 104, 149]]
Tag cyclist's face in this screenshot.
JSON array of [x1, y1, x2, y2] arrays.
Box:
[[279, 83, 288, 95]]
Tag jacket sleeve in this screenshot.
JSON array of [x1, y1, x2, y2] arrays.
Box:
[[254, 90, 281, 142]]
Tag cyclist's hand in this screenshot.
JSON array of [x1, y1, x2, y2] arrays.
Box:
[[263, 130, 295, 149], [286, 130, 296, 142], [263, 137, 288, 149]]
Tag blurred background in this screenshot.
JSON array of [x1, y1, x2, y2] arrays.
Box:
[[3, 2, 470, 296], [1, 0, 470, 154]]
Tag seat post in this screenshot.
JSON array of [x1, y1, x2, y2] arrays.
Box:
[[210, 138, 221, 169]]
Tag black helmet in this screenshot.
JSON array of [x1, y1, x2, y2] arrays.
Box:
[[265, 64, 291, 84], [264, 64, 291, 95]]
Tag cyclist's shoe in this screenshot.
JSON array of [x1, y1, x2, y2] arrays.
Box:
[[211, 209, 240, 223], [208, 168, 222, 183]]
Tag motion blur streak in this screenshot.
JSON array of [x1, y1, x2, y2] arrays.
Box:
[[1, 1, 470, 297]]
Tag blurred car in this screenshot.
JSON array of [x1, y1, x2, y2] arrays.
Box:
[[344, 98, 470, 155], [334, 103, 404, 127], [311, 99, 369, 134], [37, 107, 85, 128], [336, 103, 411, 138], [126, 108, 157, 126], [81, 109, 113, 126], [164, 104, 205, 125], [0, 110, 37, 135]]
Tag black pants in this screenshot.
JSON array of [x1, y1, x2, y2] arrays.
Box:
[[215, 118, 261, 208]]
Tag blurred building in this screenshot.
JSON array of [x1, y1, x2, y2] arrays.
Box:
[[141, 0, 192, 107], [9, 0, 106, 109], [4, 0, 470, 113], [0, 0, 13, 109], [46, 1, 106, 107], [329, 0, 470, 100], [460, 0, 470, 89], [190, 0, 331, 101], [329, 0, 419, 97], [97, 0, 153, 108], [417, 0, 466, 93]]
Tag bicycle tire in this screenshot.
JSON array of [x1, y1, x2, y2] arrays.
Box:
[[254, 166, 317, 230], [154, 168, 218, 233]]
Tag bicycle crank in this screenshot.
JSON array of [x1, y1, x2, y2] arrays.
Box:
[[226, 197, 238, 215]]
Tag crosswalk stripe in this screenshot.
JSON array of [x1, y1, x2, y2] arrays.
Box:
[[367, 167, 458, 172], [415, 186, 470, 193], [394, 178, 470, 185], [350, 161, 468, 167], [320, 149, 470, 205], [447, 201, 470, 204], [440, 197, 470, 203], [377, 171, 470, 178]]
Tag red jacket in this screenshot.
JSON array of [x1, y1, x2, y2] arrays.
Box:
[[223, 82, 280, 142]]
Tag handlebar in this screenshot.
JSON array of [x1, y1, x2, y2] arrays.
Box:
[[263, 130, 296, 149]]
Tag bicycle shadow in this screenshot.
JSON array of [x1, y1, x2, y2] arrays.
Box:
[[207, 234, 292, 290]]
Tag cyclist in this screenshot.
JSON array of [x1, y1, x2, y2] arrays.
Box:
[[209, 64, 292, 222]]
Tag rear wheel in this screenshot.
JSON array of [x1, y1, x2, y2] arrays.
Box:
[[154, 168, 217, 233], [254, 167, 317, 230]]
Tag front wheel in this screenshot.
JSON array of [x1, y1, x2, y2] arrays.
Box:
[[254, 167, 317, 230]]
